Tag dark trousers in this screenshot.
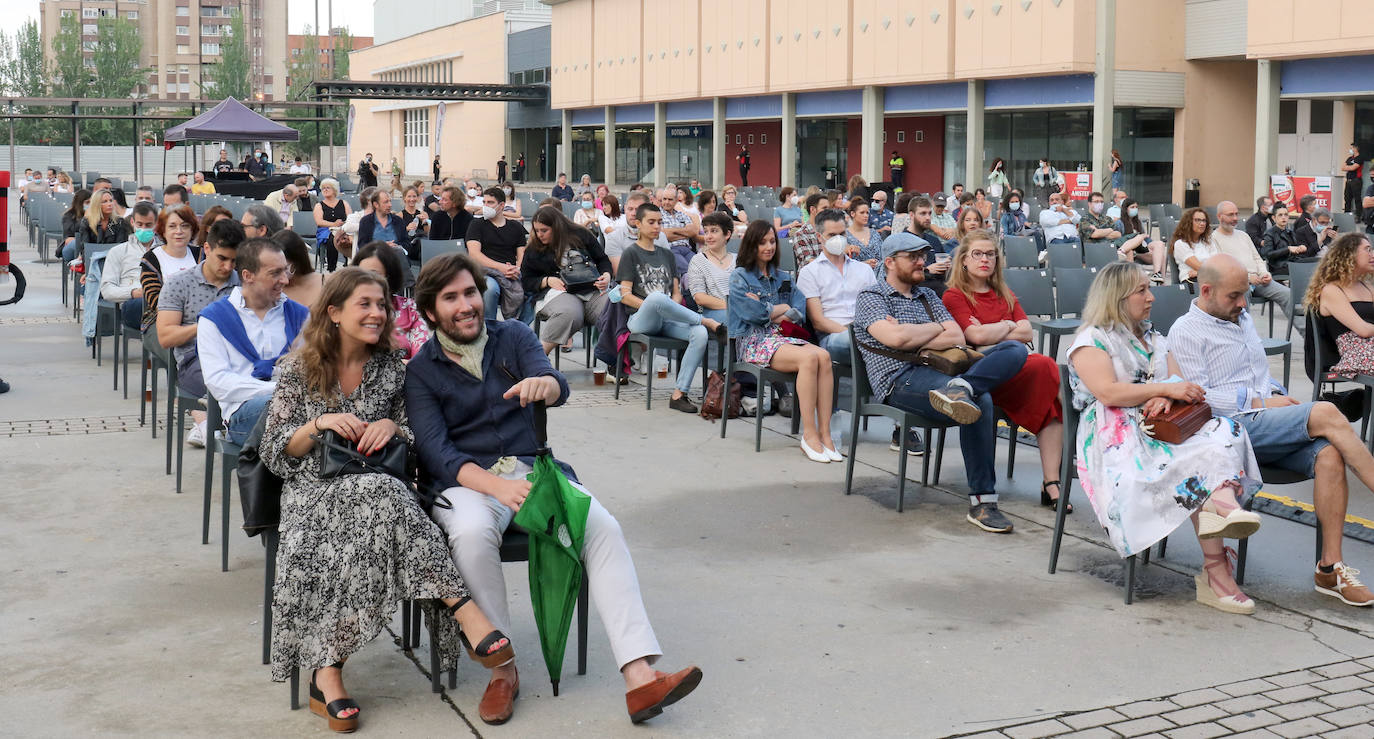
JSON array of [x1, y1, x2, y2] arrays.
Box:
[[120, 298, 144, 332], [892, 170, 904, 191], [739, 165, 749, 186], [1345, 179, 1362, 218], [885, 341, 1029, 496]]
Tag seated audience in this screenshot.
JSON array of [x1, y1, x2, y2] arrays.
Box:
[[574, 189, 613, 233], [198, 237, 306, 444], [772, 187, 803, 240], [353, 241, 431, 360], [618, 203, 723, 413], [1172, 207, 1218, 283], [942, 230, 1066, 510], [694, 190, 718, 219], [658, 186, 700, 280], [1260, 202, 1307, 277], [998, 191, 1044, 251], [891, 192, 914, 236], [928, 195, 958, 244], [273, 230, 325, 310], [718, 185, 749, 225], [59, 189, 92, 262], [198, 205, 232, 242], [1295, 207, 1337, 255], [903, 196, 953, 293], [1245, 196, 1273, 248], [1307, 232, 1374, 379], [358, 189, 411, 258], [1038, 191, 1081, 245], [1117, 197, 1168, 282], [398, 186, 430, 260], [342, 187, 377, 260], [844, 196, 884, 265], [139, 205, 201, 329], [1212, 200, 1291, 316], [730, 220, 836, 463], [551, 173, 575, 201], [522, 208, 612, 356], [791, 192, 832, 271], [189, 172, 215, 195], [157, 219, 244, 445], [1068, 261, 1263, 613], [600, 193, 621, 230], [685, 211, 737, 325], [799, 208, 878, 365], [465, 187, 529, 321], [242, 204, 285, 240], [500, 182, 524, 222], [868, 190, 894, 236], [161, 184, 188, 209], [313, 178, 353, 272], [972, 189, 993, 221], [78, 189, 132, 257], [263, 184, 301, 228], [404, 253, 701, 726], [99, 202, 160, 331], [854, 232, 1029, 532], [260, 267, 509, 731], [1173, 250, 1373, 608], [603, 191, 668, 274], [955, 205, 985, 241], [428, 186, 474, 243]]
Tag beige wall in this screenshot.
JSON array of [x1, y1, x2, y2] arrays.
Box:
[[348, 13, 509, 180], [851, 0, 953, 86], [1173, 60, 1257, 210], [954, 0, 1094, 79], [700, 0, 768, 96], [1248, 0, 1374, 60], [1115, 0, 1185, 73]]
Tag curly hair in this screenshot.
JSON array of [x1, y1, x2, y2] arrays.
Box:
[[1303, 232, 1373, 313], [294, 267, 396, 402]]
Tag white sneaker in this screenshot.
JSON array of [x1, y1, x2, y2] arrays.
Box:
[[186, 420, 206, 448]]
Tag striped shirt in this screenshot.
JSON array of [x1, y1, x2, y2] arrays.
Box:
[[1168, 301, 1282, 415], [685, 252, 736, 302]]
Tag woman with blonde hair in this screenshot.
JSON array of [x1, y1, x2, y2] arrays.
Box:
[[261, 267, 512, 731], [1304, 232, 1374, 377], [1068, 262, 1262, 613], [942, 230, 1065, 510]]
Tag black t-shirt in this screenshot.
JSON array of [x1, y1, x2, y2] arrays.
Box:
[[551, 184, 574, 201], [430, 209, 473, 241], [465, 217, 528, 265], [1347, 156, 1363, 181], [213, 160, 233, 174]]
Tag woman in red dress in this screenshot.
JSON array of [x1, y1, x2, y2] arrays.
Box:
[[942, 229, 1069, 512]]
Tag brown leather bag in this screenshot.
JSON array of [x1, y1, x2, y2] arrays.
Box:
[[700, 370, 742, 421], [1144, 401, 1213, 444]]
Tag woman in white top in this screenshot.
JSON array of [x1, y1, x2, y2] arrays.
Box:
[[1171, 207, 1217, 282], [572, 190, 612, 234], [501, 182, 524, 221], [987, 158, 1010, 200], [685, 211, 737, 326]]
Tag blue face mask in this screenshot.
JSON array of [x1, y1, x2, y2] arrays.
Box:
[[134, 227, 155, 243], [1009, 202, 1021, 212], [581, 201, 594, 210]]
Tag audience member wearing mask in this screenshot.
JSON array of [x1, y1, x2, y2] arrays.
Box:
[[1295, 208, 1337, 255], [772, 187, 804, 240], [100, 202, 162, 331], [1245, 196, 1273, 248], [798, 208, 879, 365], [464, 186, 530, 320]]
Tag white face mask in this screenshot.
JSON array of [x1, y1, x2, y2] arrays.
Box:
[[1127, 207, 1139, 218], [823, 235, 848, 256], [790, 195, 800, 205], [1009, 202, 1021, 212], [480, 205, 497, 219], [1090, 202, 1104, 214], [467, 188, 479, 198]]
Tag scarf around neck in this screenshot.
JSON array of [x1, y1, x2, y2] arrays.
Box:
[[437, 324, 487, 379]]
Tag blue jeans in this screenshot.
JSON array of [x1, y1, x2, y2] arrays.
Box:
[[884, 341, 1029, 495], [226, 393, 272, 445], [121, 297, 144, 332], [483, 281, 535, 323], [1048, 236, 1081, 245], [820, 330, 852, 365], [626, 292, 707, 394], [1232, 403, 1329, 477], [61, 239, 79, 262]]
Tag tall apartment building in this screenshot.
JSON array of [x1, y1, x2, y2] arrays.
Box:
[[39, 0, 288, 101], [286, 28, 374, 90]]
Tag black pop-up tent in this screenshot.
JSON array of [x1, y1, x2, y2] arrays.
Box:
[[162, 97, 299, 186]]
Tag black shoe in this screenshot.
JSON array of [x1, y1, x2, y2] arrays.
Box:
[[0, 378, 8, 394], [967, 502, 1014, 533], [890, 428, 925, 456], [776, 394, 793, 418], [669, 394, 699, 414], [929, 379, 982, 424], [1322, 389, 1368, 423], [1040, 480, 1072, 514]]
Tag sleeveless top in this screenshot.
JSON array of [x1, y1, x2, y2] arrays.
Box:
[[1305, 283, 1374, 379], [320, 199, 347, 225]]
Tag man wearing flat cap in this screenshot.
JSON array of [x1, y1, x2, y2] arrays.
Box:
[[852, 232, 1031, 534]]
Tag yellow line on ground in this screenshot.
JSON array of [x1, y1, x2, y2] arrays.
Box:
[[1255, 491, 1374, 530]]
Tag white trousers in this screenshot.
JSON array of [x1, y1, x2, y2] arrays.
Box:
[[432, 463, 662, 670]]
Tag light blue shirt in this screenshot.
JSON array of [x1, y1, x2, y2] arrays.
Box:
[[1168, 300, 1284, 416]]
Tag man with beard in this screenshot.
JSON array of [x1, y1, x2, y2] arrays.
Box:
[[404, 253, 702, 726], [1170, 251, 1374, 607], [852, 232, 1029, 533]]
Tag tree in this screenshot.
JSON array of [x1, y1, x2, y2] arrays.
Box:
[[85, 16, 147, 146], [0, 19, 47, 98], [202, 8, 251, 100], [284, 26, 353, 166], [331, 27, 352, 80], [49, 13, 89, 99]]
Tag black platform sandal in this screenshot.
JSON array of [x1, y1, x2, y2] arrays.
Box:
[[1041, 480, 1072, 514], [447, 597, 515, 668], [309, 662, 360, 733]]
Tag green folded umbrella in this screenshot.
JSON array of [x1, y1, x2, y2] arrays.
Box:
[[512, 406, 590, 696]]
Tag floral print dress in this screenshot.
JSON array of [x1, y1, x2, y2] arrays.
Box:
[[392, 295, 432, 361], [1066, 326, 1261, 558], [261, 350, 467, 681]]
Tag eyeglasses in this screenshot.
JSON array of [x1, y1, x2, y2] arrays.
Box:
[[969, 250, 998, 261]]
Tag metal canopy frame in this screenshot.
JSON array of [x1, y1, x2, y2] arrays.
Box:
[[312, 79, 549, 103]]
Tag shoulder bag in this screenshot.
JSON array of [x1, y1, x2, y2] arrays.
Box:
[[237, 411, 282, 538], [700, 370, 742, 421], [855, 292, 984, 375], [311, 430, 452, 511], [560, 244, 601, 291]]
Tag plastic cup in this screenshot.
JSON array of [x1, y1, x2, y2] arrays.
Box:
[[593, 369, 606, 386]]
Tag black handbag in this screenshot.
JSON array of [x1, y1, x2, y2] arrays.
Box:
[[237, 412, 282, 538], [560, 245, 601, 291], [310, 430, 452, 511]]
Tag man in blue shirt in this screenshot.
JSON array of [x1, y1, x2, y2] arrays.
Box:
[[405, 253, 702, 726], [551, 173, 575, 201]]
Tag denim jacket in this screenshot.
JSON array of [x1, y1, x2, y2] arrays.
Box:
[[726, 266, 805, 338], [1000, 209, 1028, 236]]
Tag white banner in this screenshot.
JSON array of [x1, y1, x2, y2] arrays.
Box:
[[434, 102, 446, 158], [345, 104, 356, 171]]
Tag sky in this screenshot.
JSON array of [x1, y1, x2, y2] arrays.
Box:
[[0, 0, 376, 37]]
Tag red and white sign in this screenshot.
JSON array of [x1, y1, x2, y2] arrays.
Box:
[[1270, 174, 1332, 211], [1063, 171, 1094, 200]]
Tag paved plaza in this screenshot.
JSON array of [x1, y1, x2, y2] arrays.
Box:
[[2, 199, 1373, 738]]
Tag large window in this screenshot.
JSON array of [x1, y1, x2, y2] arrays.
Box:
[[796, 120, 847, 189], [404, 108, 430, 148], [614, 128, 654, 184], [663, 126, 711, 184], [571, 128, 605, 182]]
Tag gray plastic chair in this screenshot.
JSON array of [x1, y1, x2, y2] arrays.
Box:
[[1084, 243, 1118, 269], [1047, 243, 1083, 272], [1002, 235, 1039, 269], [1005, 269, 1079, 359]]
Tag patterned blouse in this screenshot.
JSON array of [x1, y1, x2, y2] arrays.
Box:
[[392, 295, 431, 361]]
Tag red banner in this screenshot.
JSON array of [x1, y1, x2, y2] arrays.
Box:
[[1063, 171, 1094, 201], [1270, 175, 1332, 211]]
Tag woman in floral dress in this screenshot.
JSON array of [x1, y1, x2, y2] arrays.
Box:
[[1067, 263, 1263, 615], [728, 220, 838, 464], [261, 268, 510, 731]]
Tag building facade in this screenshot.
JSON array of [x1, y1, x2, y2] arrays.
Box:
[[541, 0, 1374, 209], [39, 0, 288, 101], [286, 29, 374, 90], [347, 10, 559, 181]]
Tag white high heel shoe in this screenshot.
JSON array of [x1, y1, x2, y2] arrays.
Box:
[[800, 438, 830, 463]]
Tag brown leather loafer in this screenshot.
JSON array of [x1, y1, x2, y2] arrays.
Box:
[[625, 666, 703, 724], [478, 676, 519, 725]]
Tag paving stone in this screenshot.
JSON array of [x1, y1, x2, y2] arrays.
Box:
[[1263, 684, 1326, 703], [1215, 694, 1280, 715], [1313, 675, 1374, 694], [1109, 717, 1176, 738], [1319, 689, 1374, 709], [1219, 710, 1283, 733], [1063, 709, 1129, 730], [1321, 725, 1374, 739], [1061, 729, 1119, 739], [1266, 669, 1323, 687], [1118, 701, 1178, 719], [1358, 656, 1374, 670], [959, 732, 1011, 739], [1004, 719, 1073, 739], [1162, 722, 1229, 739], [1227, 731, 1281, 739], [1220, 679, 1279, 697], [1270, 716, 1337, 738], [1160, 705, 1227, 727], [1169, 688, 1229, 708], [1323, 704, 1374, 727], [1313, 661, 1367, 679], [1270, 700, 1331, 721]]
